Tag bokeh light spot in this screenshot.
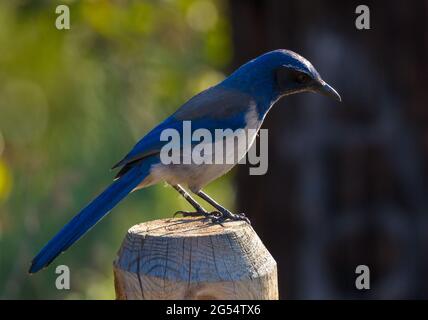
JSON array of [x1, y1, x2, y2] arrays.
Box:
[[186, 0, 218, 32], [192, 69, 225, 94], [0, 159, 12, 201]]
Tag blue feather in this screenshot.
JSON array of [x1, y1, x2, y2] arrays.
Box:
[[29, 157, 158, 273]]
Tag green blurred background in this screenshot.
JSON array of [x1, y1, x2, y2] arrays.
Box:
[[0, 0, 234, 299]]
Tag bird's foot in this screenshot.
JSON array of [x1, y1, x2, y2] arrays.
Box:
[[210, 210, 251, 225], [173, 210, 221, 220]]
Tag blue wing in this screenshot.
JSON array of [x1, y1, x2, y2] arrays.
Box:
[[112, 86, 255, 171]]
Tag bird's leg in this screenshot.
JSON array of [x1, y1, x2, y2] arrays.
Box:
[[195, 189, 250, 224], [171, 184, 220, 219]]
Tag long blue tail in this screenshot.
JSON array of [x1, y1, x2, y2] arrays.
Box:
[[29, 160, 153, 273]]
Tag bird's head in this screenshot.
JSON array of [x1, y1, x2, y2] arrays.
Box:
[[223, 49, 341, 104]]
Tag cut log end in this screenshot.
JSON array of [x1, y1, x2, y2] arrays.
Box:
[[113, 217, 278, 300]]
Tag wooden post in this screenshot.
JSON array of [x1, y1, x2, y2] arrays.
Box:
[[113, 217, 278, 300]]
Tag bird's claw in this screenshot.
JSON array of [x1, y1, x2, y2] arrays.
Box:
[[174, 210, 222, 220], [209, 211, 251, 225], [235, 212, 251, 224], [174, 210, 250, 225]]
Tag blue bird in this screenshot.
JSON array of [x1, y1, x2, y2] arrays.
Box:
[[29, 49, 341, 273]]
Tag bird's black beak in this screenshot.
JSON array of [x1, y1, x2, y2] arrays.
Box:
[[317, 80, 341, 102]]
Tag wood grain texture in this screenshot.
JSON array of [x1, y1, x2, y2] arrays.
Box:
[[113, 217, 278, 300]]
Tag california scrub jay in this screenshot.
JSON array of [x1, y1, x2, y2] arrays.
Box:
[[29, 49, 341, 273]]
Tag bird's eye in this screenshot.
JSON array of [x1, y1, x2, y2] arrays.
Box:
[[275, 66, 311, 91], [295, 72, 310, 84]]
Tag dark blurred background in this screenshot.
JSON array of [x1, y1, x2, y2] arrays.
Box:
[[233, 0, 428, 299], [0, 0, 427, 299]]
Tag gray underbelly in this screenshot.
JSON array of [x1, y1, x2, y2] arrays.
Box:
[[148, 162, 236, 192], [137, 120, 262, 191]]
